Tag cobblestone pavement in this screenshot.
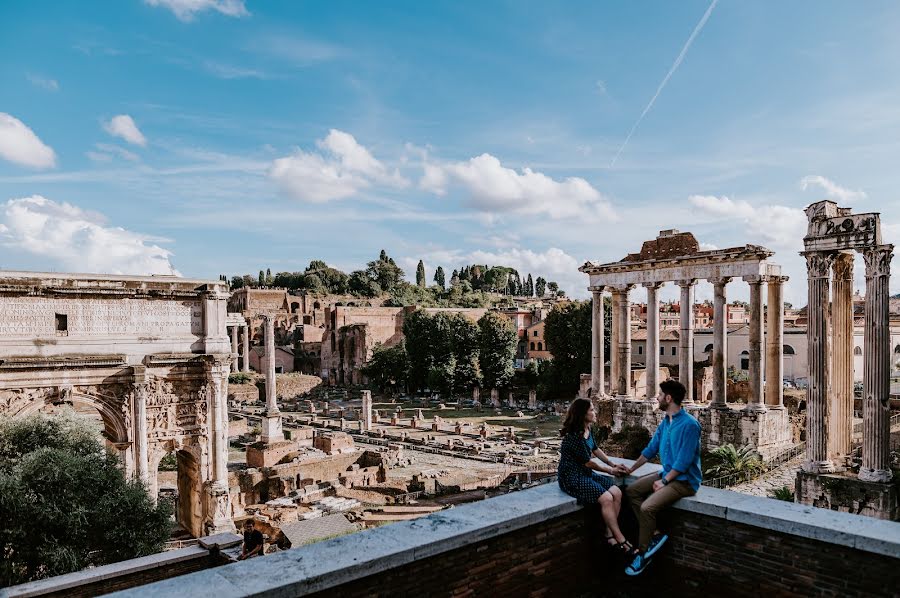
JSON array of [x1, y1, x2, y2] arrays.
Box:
[[729, 455, 804, 498]]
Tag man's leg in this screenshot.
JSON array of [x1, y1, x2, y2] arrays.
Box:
[[625, 473, 659, 548], [636, 481, 694, 551]]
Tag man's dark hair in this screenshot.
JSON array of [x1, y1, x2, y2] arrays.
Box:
[[659, 379, 687, 405]]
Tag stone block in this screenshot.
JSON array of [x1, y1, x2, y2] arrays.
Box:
[[246, 440, 299, 468], [796, 470, 899, 521]]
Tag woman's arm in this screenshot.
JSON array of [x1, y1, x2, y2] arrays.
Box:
[[583, 457, 616, 475], [592, 447, 614, 466]]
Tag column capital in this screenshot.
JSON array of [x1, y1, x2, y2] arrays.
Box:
[[742, 275, 768, 284], [676, 279, 697, 288], [863, 244, 893, 278], [708, 276, 732, 286], [642, 281, 665, 290], [610, 284, 635, 293], [803, 251, 835, 279], [588, 285, 606, 294], [768, 275, 789, 284], [831, 252, 853, 280]]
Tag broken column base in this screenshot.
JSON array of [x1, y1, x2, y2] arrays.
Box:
[[203, 481, 236, 535], [796, 470, 899, 521], [260, 413, 283, 444], [246, 440, 300, 468]]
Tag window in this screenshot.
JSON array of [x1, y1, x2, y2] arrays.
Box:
[[537, 342, 543, 351], [740, 350, 750, 371], [530, 342, 535, 350], [783, 345, 795, 355], [853, 346, 862, 356], [638, 345, 643, 355], [660, 347, 665, 356], [55, 313, 68, 336], [671, 346, 677, 356], [533, 331, 538, 337]]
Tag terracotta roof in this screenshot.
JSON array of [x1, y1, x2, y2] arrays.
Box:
[[631, 329, 680, 341]]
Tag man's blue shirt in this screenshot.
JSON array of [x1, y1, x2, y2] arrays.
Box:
[[641, 409, 702, 491]]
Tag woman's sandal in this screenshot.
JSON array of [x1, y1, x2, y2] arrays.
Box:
[[608, 538, 638, 557]]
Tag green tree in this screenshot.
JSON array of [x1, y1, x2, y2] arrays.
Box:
[[258, 270, 265, 287], [542, 301, 596, 397], [360, 342, 410, 394], [447, 312, 481, 393], [547, 281, 558, 295], [535, 276, 546, 298], [230, 276, 245, 289], [265, 268, 273, 285], [0, 413, 171, 586], [416, 260, 426, 288], [525, 273, 534, 297], [403, 309, 436, 392], [704, 444, 765, 478], [365, 250, 405, 294], [478, 312, 517, 390], [349, 270, 381, 297], [434, 266, 446, 291]]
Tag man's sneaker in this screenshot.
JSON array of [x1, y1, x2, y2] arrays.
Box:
[[644, 533, 668, 558], [625, 553, 651, 576]]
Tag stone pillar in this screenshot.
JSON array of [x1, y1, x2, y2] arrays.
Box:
[[765, 276, 787, 408], [260, 315, 282, 443], [677, 280, 696, 403], [616, 285, 634, 398], [528, 389, 537, 409], [242, 323, 250, 373], [643, 282, 663, 401], [609, 288, 619, 396], [802, 252, 835, 474], [204, 358, 235, 534], [859, 246, 894, 483], [829, 255, 853, 463], [744, 276, 766, 412], [710, 277, 731, 407], [361, 390, 372, 432], [200, 287, 231, 355], [132, 367, 149, 485], [230, 325, 239, 372], [590, 287, 606, 397]]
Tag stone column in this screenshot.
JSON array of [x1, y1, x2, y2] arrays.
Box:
[[230, 325, 239, 372], [859, 246, 894, 483], [744, 276, 766, 412], [829, 255, 853, 463], [609, 289, 619, 396], [242, 323, 250, 373], [204, 358, 235, 534], [643, 282, 663, 401], [132, 367, 149, 485], [802, 252, 835, 474], [590, 286, 606, 397], [361, 389, 373, 432], [616, 285, 634, 398], [260, 315, 283, 443], [677, 280, 696, 403], [765, 276, 787, 409], [710, 277, 731, 408]]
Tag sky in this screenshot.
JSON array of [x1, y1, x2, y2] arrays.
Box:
[[1, 0, 899, 306]]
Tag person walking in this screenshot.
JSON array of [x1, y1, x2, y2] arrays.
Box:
[[616, 379, 701, 575], [558, 398, 635, 557]]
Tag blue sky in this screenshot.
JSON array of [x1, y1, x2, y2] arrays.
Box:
[[1, 0, 899, 304]]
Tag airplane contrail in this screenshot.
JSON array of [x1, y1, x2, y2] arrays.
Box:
[[609, 0, 719, 168]]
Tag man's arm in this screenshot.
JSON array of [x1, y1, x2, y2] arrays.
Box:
[[669, 421, 701, 479]]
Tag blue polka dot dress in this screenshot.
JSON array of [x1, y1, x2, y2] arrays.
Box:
[[557, 431, 613, 505]]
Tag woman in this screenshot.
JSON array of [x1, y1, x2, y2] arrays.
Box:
[[558, 398, 634, 556]]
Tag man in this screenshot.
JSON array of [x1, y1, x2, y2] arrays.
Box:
[[615, 379, 701, 576], [238, 519, 265, 560]]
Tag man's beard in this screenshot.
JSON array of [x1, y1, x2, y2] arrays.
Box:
[[657, 399, 668, 411]]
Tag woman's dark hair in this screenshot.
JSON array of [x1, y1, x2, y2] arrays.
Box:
[[560, 398, 592, 437], [659, 379, 687, 405]]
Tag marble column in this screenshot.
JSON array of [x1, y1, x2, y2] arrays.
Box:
[[230, 325, 239, 372], [643, 282, 663, 401], [204, 359, 235, 534], [260, 315, 283, 443], [765, 276, 787, 409], [677, 280, 696, 403], [241, 323, 250, 373], [132, 372, 149, 485], [617, 286, 634, 398], [710, 277, 731, 407], [744, 276, 766, 412], [590, 287, 606, 397], [829, 255, 853, 463], [802, 252, 835, 474], [859, 245, 894, 483], [361, 389, 373, 432], [609, 289, 620, 396]]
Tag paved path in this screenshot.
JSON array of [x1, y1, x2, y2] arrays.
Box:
[[730, 455, 804, 498]]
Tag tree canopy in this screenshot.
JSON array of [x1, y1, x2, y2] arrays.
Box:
[[478, 312, 517, 389], [0, 413, 171, 587], [540, 299, 610, 398]]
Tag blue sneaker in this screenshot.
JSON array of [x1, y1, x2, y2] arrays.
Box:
[[625, 553, 651, 576], [644, 533, 668, 558]]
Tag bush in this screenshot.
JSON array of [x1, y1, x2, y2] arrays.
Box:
[[770, 486, 794, 502], [229, 373, 253, 385], [0, 413, 171, 586], [704, 444, 765, 478], [158, 452, 177, 471]]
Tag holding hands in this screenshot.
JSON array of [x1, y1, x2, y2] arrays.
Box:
[[613, 463, 631, 476]]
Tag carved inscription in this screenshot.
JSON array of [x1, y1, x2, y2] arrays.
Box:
[[0, 297, 201, 337], [821, 214, 877, 237]]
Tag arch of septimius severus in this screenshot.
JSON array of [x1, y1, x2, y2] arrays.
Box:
[[0, 271, 251, 537]]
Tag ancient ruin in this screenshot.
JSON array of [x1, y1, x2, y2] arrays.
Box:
[[796, 201, 898, 519], [0, 271, 235, 537], [579, 230, 793, 458]]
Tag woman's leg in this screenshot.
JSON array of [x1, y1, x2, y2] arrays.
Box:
[[599, 487, 626, 544]]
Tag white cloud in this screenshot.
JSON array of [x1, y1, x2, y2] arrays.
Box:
[[103, 115, 147, 147], [86, 143, 140, 163], [688, 194, 807, 250], [0, 113, 57, 169], [270, 129, 409, 203], [144, 0, 248, 21], [800, 175, 866, 203], [0, 195, 180, 275], [26, 74, 59, 92], [202, 61, 269, 80], [421, 153, 614, 220]]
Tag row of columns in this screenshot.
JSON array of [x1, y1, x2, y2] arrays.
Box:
[[590, 276, 787, 407], [803, 246, 894, 482], [228, 321, 251, 373]]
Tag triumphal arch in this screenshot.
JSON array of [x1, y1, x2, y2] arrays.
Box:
[[0, 271, 235, 536]]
